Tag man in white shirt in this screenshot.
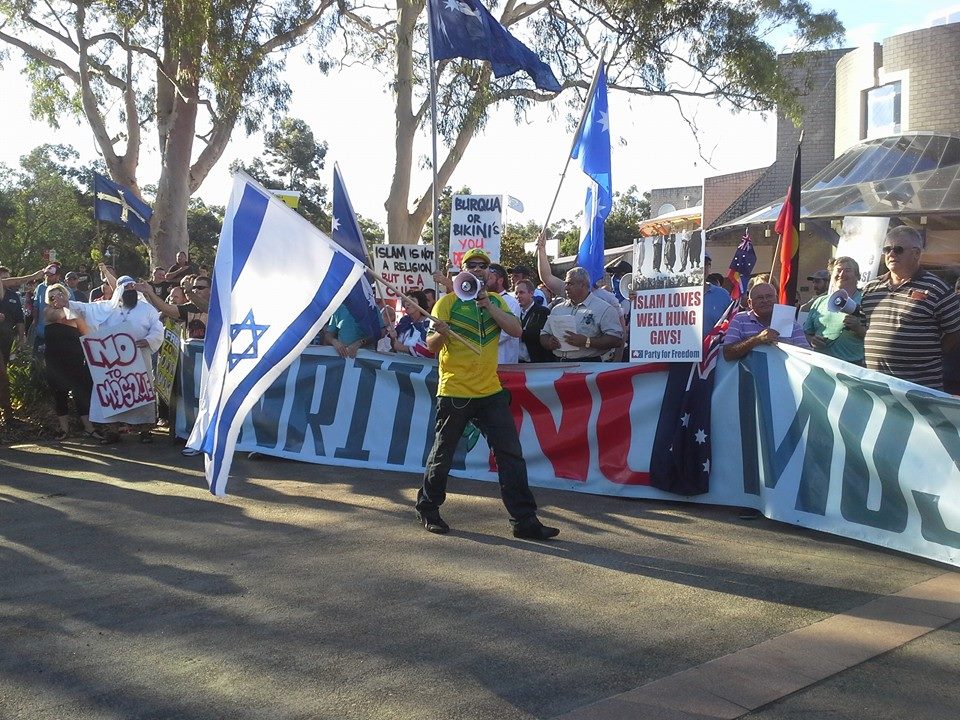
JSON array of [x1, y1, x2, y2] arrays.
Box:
[[488, 263, 521, 363]]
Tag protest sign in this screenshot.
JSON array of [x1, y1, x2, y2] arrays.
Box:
[[371, 244, 436, 298], [154, 318, 181, 405], [449, 194, 502, 269], [629, 287, 704, 362], [177, 344, 960, 568], [82, 321, 156, 420]]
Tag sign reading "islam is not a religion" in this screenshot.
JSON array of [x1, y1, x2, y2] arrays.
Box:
[[372, 244, 436, 298]]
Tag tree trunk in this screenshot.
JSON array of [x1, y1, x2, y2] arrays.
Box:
[[385, 0, 424, 245]]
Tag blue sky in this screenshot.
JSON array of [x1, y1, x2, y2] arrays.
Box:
[[1, 2, 958, 228]]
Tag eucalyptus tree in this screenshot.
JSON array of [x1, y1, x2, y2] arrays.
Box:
[[333, 0, 842, 244], [0, 0, 339, 264]]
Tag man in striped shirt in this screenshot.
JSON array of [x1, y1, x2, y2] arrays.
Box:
[[855, 226, 960, 391]]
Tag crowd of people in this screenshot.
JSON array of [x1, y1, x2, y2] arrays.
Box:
[[718, 226, 960, 394], [0, 255, 209, 437], [1, 225, 957, 454]]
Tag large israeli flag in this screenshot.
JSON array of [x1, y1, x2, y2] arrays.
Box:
[[186, 172, 366, 495]]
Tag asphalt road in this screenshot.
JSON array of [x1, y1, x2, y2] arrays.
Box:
[[1, 436, 957, 720]]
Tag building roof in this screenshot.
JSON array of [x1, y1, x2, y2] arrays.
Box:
[[637, 205, 703, 236], [712, 133, 960, 230]]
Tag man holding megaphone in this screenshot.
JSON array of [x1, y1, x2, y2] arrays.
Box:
[[802, 256, 865, 365], [415, 248, 560, 541]]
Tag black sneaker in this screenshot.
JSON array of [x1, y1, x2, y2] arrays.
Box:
[[512, 517, 560, 541], [416, 510, 450, 535]]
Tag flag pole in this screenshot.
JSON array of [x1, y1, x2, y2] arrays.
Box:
[[539, 49, 606, 236], [425, 0, 442, 271], [366, 269, 482, 355]]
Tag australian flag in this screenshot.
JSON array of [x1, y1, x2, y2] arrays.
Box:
[[427, 0, 561, 92], [571, 62, 611, 287], [186, 172, 366, 496], [651, 299, 737, 496], [726, 230, 757, 301], [330, 164, 382, 342], [93, 172, 153, 241]]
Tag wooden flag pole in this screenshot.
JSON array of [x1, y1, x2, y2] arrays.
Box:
[[769, 230, 782, 282], [366, 270, 482, 355]]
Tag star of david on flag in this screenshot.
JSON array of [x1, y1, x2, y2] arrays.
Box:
[[186, 172, 366, 496], [228, 310, 269, 369], [427, 0, 561, 92], [571, 62, 612, 286]]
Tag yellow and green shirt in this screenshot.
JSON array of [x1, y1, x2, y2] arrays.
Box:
[[430, 292, 512, 398]]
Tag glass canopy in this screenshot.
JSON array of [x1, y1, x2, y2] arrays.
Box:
[[712, 133, 960, 229]]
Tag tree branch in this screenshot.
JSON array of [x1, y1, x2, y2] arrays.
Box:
[[0, 29, 80, 83], [260, 0, 337, 54]]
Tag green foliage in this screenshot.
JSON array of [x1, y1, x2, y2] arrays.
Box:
[[0, 144, 149, 278], [420, 185, 461, 258], [604, 185, 652, 249], [232, 116, 384, 243], [186, 198, 224, 270], [6, 352, 50, 414]]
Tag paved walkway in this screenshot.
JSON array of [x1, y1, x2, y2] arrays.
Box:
[[1, 437, 957, 719]]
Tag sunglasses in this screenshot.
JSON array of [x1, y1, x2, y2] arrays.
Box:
[[465, 261, 488, 270], [193, 285, 210, 290], [882, 245, 911, 255]]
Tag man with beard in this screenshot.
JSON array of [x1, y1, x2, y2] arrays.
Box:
[[68, 265, 164, 443]]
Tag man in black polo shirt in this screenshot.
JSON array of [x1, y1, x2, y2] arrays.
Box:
[[854, 226, 960, 390]]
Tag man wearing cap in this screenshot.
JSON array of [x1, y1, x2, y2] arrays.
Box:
[[64, 271, 88, 302], [417, 247, 560, 541], [850, 225, 960, 390], [31, 263, 63, 350], [68, 264, 164, 443], [799, 268, 831, 313]]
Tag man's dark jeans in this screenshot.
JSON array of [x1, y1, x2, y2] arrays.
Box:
[[417, 390, 538, 522]]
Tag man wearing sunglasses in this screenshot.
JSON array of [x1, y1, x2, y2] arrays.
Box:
[[855, 226, 960, 390], [416, 247, 560, 541]]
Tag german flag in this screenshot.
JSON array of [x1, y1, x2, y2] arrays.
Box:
[[774, 141, 801, 305]]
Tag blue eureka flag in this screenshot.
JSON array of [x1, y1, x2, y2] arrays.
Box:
[[331, 164, 383, 341], [428, 0, 562, 92], [93, 172, 153, 240], [571, 62, 611, 286], [186, 172, 366, 496]]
